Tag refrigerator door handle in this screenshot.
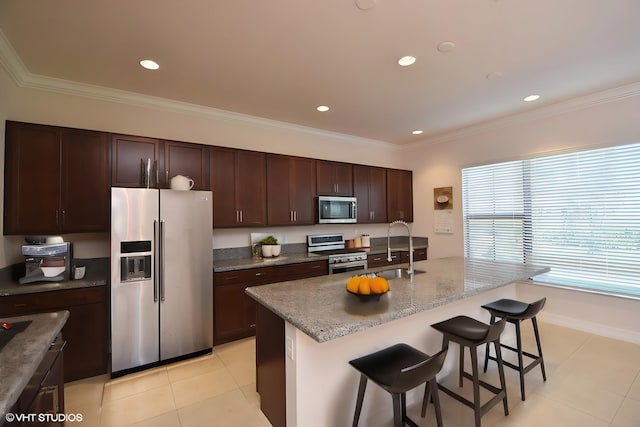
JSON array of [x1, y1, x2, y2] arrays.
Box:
[[159, 219, 166, 301], [153, 220, 160, 302]]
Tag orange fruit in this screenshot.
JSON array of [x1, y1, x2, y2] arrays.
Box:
[[370, 277, 389, 294], [346, 276, 360, 293], [358, 277, 371, 295]]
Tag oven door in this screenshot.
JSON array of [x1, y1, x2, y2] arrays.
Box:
[[329, 260, 368, 275]]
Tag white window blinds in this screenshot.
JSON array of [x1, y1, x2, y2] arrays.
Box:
[[462, 142, 640, 297]]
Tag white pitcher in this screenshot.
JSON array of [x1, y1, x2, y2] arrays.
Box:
[[170, 175, 194, 191]]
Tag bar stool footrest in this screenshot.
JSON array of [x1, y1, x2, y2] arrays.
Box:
[[438, 383, 507, 418]]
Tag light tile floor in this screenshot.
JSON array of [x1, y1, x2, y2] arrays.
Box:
[[65, 322, 640, 426]]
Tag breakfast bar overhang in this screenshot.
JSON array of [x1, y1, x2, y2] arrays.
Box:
[[246, 257, 550, 427]]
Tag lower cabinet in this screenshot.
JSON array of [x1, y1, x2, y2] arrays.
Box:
[[368, 247, 427, 268], [213, 260, 328, 345], [6, 333, 65, 427], [0, 286, 108, 382]]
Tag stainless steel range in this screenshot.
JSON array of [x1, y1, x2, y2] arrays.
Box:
[[307, 233, 368, 274]]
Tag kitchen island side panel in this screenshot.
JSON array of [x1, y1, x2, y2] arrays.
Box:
[[256, 303, 286, 427]]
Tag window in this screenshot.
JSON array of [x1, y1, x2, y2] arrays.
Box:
[[462, 143, 640, 297]]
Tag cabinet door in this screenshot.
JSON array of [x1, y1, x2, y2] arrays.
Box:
[[211, 147, 238, 227], [267, 155, 316, 225], [60, 128, 110, 233], [163, 140, 209, 190], [289, 157, 316, 224], [354, 165, 387, 224], [266, 154, 293, 225], [214, 283, 250, 344], [4, 121, 61, 235], [236, 150, 267, 225], [316, 160, 352, 196], [387, 168, 413, 222], [111, 134, 162, 187]]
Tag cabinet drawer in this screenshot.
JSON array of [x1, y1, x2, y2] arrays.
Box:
[[275, 261, 328, 281], [0, 286, 106, 316], [367, 252, 401, 268], [214, 267, 275, 286]]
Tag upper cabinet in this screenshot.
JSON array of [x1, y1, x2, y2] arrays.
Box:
[[353, 164, 387, 224], [386, 168, 413, 222], [266, 154, 316, 225], [111, 135, 208, 189], [316, 160, 353, 196], [4, 121, 110, 235], [210, 147, 266, 227], [111, 134, 161, 188], [163, 140, 209, 190]]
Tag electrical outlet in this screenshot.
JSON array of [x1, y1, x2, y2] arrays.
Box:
[[286, 336, 294, 360]]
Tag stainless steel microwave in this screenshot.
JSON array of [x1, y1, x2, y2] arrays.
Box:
[[317, 196, 357, 223]]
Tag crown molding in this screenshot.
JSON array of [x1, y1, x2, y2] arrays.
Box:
[[408, 81, 640, 149], [0, 29, 397, 152]]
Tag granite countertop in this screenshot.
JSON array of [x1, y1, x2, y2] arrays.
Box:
[[246, 256, 550, 343], [213, 242, 428, 273], [0, 278, 107, 297], [0, 311, 69, 421]]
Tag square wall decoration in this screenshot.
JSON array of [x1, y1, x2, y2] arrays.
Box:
[[433, 186, 453, 210]]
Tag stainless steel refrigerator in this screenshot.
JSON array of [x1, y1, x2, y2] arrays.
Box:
[[110, 187, 213, 376]]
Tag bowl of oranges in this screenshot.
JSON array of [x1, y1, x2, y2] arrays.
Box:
[[346, 273, 390, 302]]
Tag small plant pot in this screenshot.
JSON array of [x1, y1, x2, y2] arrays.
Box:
[[262, 244, 281, 258]]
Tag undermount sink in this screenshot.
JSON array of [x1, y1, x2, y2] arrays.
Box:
[[374, 268, 426, 280]]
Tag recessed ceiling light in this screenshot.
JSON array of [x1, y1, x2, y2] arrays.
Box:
[[523, 94, 540, 102], [437, 41, 456, 53], [140, 59, 159, 70], [486, 71, 503, 80], [355, 0, 377, 10], [412, 130, 423, 135], [317, 105, 330, 112], [398, 56, 416, 67]]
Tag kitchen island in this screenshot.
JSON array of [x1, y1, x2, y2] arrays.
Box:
[[246, 256, 549, 427], [0, 311, 68, 425]]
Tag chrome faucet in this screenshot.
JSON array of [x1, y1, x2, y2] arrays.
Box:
[[387, 220, 414, 275]]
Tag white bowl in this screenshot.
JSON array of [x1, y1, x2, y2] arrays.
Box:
[[46, 236, 64, 244], [41, 266, 66, 277]]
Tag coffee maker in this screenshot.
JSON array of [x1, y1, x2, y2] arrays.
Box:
[[19, 242, 73, 284]]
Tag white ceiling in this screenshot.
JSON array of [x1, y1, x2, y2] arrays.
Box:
[[1, 0, 639, 144]]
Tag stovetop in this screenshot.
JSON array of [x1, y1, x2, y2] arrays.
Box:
[[310, 248, 367, 257]]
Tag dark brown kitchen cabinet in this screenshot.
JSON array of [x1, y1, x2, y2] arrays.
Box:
[[162, 140, 209, 190], [4, 122, 110, 235], [111, 134, 161, 187], [275, 260, 328, 281], [400, 247, 428, 262], [213, 267, 275, 344], [316, 160, 353, 196], [267, 154, 316, 225], [387, 168, 413, 222], [0, 286, 108, 382], [210, 147, 266, 227], [353, 164, 387, 223], [367, 251, 402, 268]]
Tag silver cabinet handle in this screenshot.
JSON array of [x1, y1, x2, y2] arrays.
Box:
[[294, 210, 297, 222], [240, 210, 243, 223], [55, 210, 59, 225], [255, 272, 262, 276]]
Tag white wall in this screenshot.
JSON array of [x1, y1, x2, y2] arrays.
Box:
[[0, 65, 405, 266], [405, 87, 640, 260]]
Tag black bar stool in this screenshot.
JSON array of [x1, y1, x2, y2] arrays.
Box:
[[429, 316, 509, 427], [482, 297, 547, 401], [349, 344, 448, 427]]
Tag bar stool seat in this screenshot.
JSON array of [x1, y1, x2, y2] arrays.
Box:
[[430, 316, 509, 427], [482, 297, 547, 401], [349, 343, 448, 427]]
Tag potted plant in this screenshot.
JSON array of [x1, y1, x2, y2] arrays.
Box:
[[260, 235, 281, 257]]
